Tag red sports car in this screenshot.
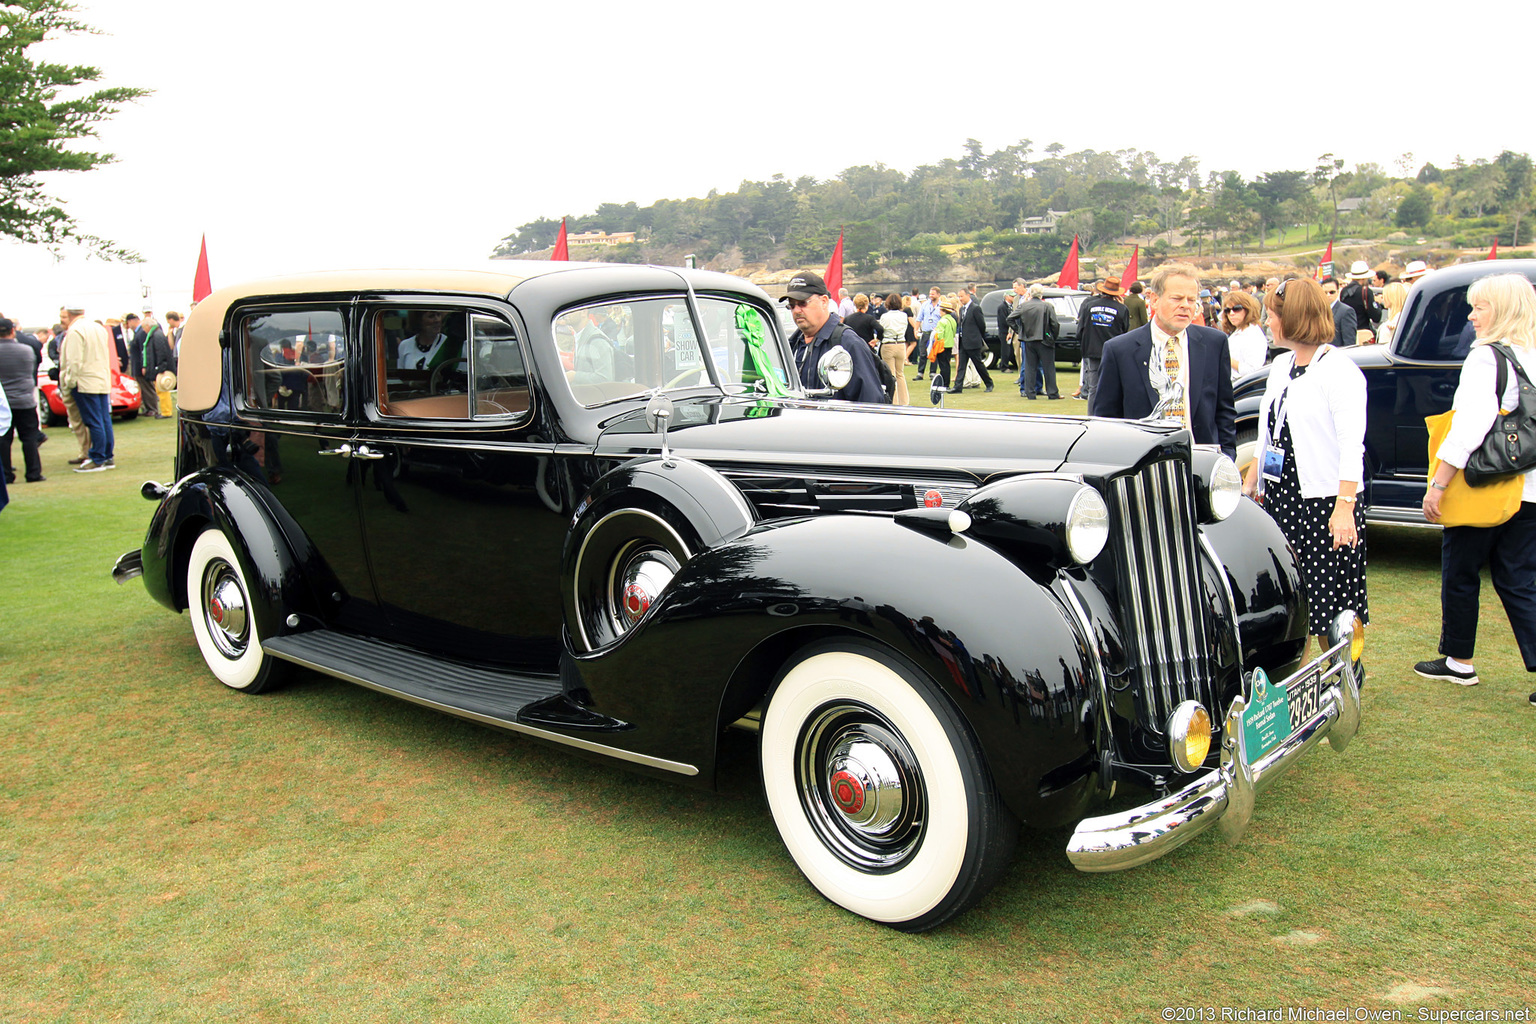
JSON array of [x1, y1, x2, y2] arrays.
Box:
[[37, 365, 145, 426]]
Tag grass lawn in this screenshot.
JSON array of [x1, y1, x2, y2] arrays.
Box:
[[3, 410, 1534, 1023]]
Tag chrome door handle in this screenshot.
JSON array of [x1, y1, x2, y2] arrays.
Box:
[[318, 443, 353, 457], [351, 444, 385, 461]]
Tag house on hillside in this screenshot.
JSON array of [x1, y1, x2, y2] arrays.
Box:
[[1019, 210, 1071, 235], [568, 230, 637, 246]]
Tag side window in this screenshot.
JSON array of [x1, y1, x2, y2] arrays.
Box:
[[471, 315, 530, 417], [375, 307, 527, 421], [1397, 286, 1474, 362], [240, 307, 347, 415]]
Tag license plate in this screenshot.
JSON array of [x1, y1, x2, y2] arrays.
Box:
[[1242, 666, 1325, 766]]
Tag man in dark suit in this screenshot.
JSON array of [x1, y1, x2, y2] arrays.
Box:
[[1089, 262, 1237, 459], [949, 288, 993, 393], [1339, 261, 1379, 340], [1320, 277, 1357, 347]]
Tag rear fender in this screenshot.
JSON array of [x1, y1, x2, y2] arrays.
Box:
[[140, 470, 324, 635]]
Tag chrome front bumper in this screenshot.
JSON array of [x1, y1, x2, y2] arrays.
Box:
[[1066, 622, 1362, 872]]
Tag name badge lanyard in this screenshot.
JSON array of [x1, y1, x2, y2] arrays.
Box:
[[1256, 348, 1327, 498]]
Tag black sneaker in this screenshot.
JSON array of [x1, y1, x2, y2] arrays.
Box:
[[1413, 657, 1478, 686], [1529, 692, 1535, 707]]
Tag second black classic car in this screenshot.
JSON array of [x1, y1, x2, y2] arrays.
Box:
[[1234, 259, 1536, 526], [115, 262, 1362, 930]]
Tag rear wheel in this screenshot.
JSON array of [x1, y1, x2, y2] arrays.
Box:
[[760, 643, 1017, 931], [186, 529, 291, 693]]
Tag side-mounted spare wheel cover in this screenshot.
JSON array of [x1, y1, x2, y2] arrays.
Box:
[[565, 456, 755, 652]]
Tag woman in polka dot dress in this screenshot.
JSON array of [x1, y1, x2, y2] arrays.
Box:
[[1242, 277, 1370, 652]]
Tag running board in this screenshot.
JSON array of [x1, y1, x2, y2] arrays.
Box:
[[262, 631, 699, 776]]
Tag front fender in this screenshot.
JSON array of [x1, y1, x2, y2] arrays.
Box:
[[140, 469, 324, 634], [566, 514, 1100, 826], [1198, 498, 1308, 677]]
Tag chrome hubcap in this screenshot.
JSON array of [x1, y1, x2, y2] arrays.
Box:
[[201, 559, 249, 659], [608, 544, 679, 633], [797, 703, 925, 871]]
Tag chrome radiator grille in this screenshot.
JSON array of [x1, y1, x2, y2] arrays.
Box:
[[1108, 459, 1216, 734]]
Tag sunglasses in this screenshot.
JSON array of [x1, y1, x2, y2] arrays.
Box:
[[1224, 307, 1245, 314], [785, 298, 812, 310]]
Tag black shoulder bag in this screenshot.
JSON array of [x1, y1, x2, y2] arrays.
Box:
[[1465, 343, 1536, 486]]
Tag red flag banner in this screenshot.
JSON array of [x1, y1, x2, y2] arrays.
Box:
[[823, 231, 845, 303], [1489, 239, 1500, 260], [552, 219, 569, 261], [1123, 244, 1139, 290], [1316, 240, 1334, 281], [1057, 235, 1080, 290], [192, 234, 213, 303]]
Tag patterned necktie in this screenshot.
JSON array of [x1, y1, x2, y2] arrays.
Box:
[[1162, 336, 1185, 420]]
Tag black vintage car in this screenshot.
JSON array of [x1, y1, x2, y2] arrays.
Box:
[[1233, 259, 1536, 526], [980, 287, 1088, 368], [114, 262, 1362, 931]]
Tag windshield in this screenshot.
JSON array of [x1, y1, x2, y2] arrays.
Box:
[[556, 295, 792, 407]]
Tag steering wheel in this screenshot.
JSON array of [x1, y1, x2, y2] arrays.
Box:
[[429, 360, 466, 395], [665, 366, 709, 389]]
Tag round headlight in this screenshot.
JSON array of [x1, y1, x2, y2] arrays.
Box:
[[1167, 700, 1212, 773], [816, 346, 853, 391], [1208, 454, 1243, 521], [1065, 486, 1109, 564]]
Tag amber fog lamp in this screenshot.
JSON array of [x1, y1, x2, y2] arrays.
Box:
[[1167, 700, 1212, 773], [1331, 610, 1365, 663]]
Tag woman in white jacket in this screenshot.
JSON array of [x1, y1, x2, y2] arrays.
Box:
[[1417, 273, 1536, 701], [1242, 277, 1369, 654]]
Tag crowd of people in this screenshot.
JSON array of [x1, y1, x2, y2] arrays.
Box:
[[783, 259, 1536, 706], [0, 304, 182, 512]]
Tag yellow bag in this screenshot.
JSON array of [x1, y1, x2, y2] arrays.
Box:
[[1426, 410, 1523, 527]]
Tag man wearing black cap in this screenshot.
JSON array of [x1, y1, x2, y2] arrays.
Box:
[[781, 271, 888, 403]]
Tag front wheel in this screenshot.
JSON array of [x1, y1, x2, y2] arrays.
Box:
[[185, 529, 291, 693], [760, 643, 1017, 931]]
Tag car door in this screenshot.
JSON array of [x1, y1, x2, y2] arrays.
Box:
[[231, 300, 387, 634], [352, 300, 565, 671], [1369, 284, 1473, 509]]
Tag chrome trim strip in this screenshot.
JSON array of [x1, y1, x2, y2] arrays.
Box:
[[262, 643, 700, 777], [1065, 630, 1361, 871]]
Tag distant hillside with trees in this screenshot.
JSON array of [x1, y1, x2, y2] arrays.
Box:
[[491, 142, 1536, 283]]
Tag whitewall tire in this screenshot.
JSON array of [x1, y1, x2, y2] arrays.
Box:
[[186, 529, 289, 693], [760, 643, 1016, 931]]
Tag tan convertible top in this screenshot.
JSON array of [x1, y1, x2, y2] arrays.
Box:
[[176, 262, 581, 410]]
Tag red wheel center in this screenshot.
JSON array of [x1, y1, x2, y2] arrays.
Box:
[[209, 597, 225, 624], [830, 770, 865, 815], [623, 583, 649, 621]]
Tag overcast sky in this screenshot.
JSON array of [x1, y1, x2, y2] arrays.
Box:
[[3, 0, 1532, 325]]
